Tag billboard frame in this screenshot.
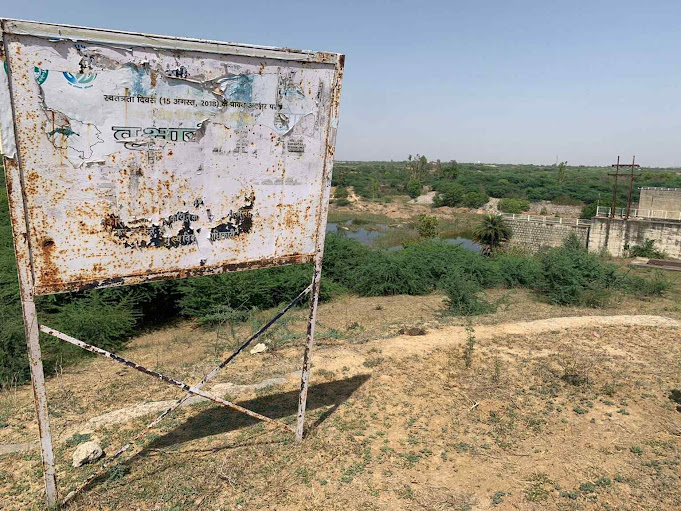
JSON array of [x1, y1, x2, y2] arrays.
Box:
[[1, 18, 343, 508]]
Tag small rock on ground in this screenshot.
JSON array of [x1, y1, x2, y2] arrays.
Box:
[[250, 343, 268, 354], [72, 441, 103, 467]]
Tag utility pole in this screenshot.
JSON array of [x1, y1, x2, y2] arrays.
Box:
[[624, 156, 641, 219], [608, 156, 621, 218], [608, 156, 640, 218]]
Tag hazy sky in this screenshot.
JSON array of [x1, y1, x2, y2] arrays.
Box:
[[3, 1, 681, 166]]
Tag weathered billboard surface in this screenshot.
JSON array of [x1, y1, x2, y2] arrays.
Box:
[[1, 20, 343, 295]]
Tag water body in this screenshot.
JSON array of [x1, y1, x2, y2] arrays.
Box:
[[325, 221, 481, 252]]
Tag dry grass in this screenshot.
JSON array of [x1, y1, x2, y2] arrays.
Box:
[[1, 279, 680, 509]]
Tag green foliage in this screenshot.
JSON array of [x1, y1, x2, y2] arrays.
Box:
[[44, 293, 139, 352], [333, 186, 349, 199], [557, 161, 568, 183], [627, 239, 665, 259], [495, 254, 543, 287], [332, 161, 681, 205], [462, 192, 489, 208], [416, 214, 438, 238], [433, 182, 465, 207], [177, 264, 344, 318], [473, 214, 512, 250], [552, 194, 581, 206], [538, 235, 624, 306], [580, 202, 598, 219], [624, 271, 670, 297], [441, 162, 458, 180], [406, 179, 422, 199], [442, 268, 492, 316], [498, 198, 531, 214]]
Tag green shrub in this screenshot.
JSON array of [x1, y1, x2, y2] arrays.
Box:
[[498, 198, 530, 214], [537, 237, 624, 306], [580, 203, 598, 219], [442, 268, 493, 316], [406, 179, 422, 199], [177, 264, 344, 318], [415, 214, 438, 238], [552, 195, 582, 206], [349, 251, 432, 296], [334, 186, 349, 199], [39, 293, 140, 371], [462, 192, 489, 209], [624, 271, 670, 297], [495, 255, 543, 287], [627, 239, 665, 259], [434, 182, 465, 207]]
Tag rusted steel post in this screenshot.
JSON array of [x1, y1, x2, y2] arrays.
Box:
[[295, 54, 343, 442], [60, 285, 312, 507], [295, 258, 323, 442], [625, 155, 636, 220], [610, 156, 620, 218], [39, 326, 294, 433], [23, 301, 59, 507], [3, 155, 58, 507]]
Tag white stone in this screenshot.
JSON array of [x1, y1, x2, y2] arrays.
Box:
[[72, 441, 103, 467], [250, 343, 268, 354]]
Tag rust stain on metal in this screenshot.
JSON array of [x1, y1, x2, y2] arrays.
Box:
[[2, 17, 344, 508], [2, 19, 343, 295]]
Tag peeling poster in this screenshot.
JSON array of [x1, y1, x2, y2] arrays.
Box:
[[1, 22, 342, 294]]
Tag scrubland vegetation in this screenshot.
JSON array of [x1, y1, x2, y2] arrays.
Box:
[[332, 159, 681, 209], [1, 161, 669, 387]]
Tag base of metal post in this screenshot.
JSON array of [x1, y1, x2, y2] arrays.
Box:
[[23, 298, 58, 508], [295, 259, 323, 442]]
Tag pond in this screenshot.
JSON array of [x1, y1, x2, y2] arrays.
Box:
[[325, 221, 481, 252]]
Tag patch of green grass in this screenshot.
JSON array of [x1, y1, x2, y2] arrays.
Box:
[[630, 445, 644, 456]]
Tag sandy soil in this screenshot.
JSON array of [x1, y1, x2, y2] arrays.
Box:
[[1, 295, 679, 510]]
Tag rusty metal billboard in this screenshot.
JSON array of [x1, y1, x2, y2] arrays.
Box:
[[1, 19, 343, 295], [2, 19, 343, 508]]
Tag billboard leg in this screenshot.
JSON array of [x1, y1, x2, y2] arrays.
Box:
[[295, 257, 323, 442], [22, 298, 58, 508]]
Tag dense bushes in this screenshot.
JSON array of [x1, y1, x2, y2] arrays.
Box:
[[334, 161, 681, 209], [0, 162, 672, 384], [498, 198, 531, 214], [433, 182, 465, 207], [462, 192, 489, 208]]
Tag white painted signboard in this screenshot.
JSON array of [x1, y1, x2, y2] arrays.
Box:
[[1, 20, 343, 508], [1, 19, 343, 294]]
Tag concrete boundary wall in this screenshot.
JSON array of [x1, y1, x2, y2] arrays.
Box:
[[638, 187, 681, 212], [506, 217, 590, 251], [588, 217, 681, 259]]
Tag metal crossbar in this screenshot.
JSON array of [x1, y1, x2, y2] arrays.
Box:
[[57, 285, 311, 506], [40, 325, 294, 431]]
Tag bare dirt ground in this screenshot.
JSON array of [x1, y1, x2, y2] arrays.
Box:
[[1, 284, 680, 510]]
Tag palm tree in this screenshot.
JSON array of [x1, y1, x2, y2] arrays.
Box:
[[473, 214, 512, 254]]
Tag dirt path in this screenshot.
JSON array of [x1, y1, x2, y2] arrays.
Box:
[[316, 314, 679, 372], [48, 314, 678, 435]]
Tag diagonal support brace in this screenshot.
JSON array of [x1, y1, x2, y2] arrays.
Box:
[[39, 325, 294, 433], [56, 284, 311, 507]]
